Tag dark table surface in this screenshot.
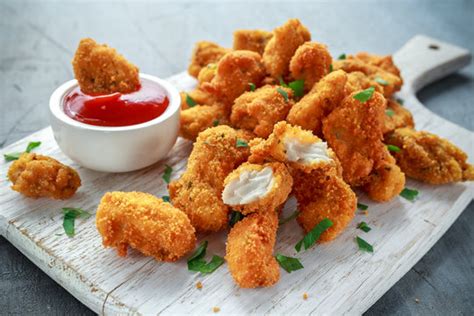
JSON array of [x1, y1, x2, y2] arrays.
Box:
[[1, 0, 473, 315]]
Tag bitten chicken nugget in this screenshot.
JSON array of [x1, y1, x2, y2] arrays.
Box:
[[382, 99, 414, 135], [188, 41, 229, 77], [233, 29, 273, 55], [286, 70, 347, 136], [226, 211, 280, 288], [96, 192, 196, 261], [230, 85, 294, 138], [8, 153, 81, 199], [169, 126, 254, 232], [351, 52, 401, 77], [72, 38, 140, 95], [263, 19, 311, 78], [222, 162, 293, 215], [385, 128, 474, 184], [289, 42, 332, 91], [180, 104, 229, 141]]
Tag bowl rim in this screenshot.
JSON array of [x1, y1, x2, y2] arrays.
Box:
[[49, 73, 180, 132]]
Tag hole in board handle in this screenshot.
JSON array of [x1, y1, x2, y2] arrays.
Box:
[[429, 44, 439, 50]]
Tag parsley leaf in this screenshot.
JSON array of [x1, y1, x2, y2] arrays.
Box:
[[288, 79, 305, 98], [4, 153, 22, 162], [400, 188, 419, 201], [396, 98, 404, 105], [385, 109, 395, 117], [353, 87, 375, 103], [62, 207, 91, 237], [329, 64, 333, 72], [229, 210, 244, 227], [248, 82, 256, 91], [357, 203, 369, 211], [295, 218, 333, 252], [162, 165, 173, 183], [374, 77, 389, 86], [279, 77, 289, 87], [212, 119, 220, 127], [236, 139, 248, 148], [356, 236, 373, 252], [26, 141, 41, 153], [275, 254, 304, 273], [387, 144, 401, 152], [187, 241, 224, 275], [162, 195, 171, 203], [279, 210, 299, 225], [357, 221, 371, 233], [338, 53, 346, 60], [185, 94, 197, 107], [4, 141, 42, 162], [277, 87, 289, 102]]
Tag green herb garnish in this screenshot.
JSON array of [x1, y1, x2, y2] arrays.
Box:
[[162, 165, 173, 183], [275, 254, 304, 273], [400, 188, 419, 201], [385, 109, 395, 117], [212, 119, 220, 127], [295, 218, 333, 252], [277, 87, 289, 102], [357, 203, 369, 210], [288, 79, 305, 98], [387, 144, 401, 152], [62, 208, 91, 237], [4, 141, 42, 162], [357, 221, 371, 233], [186, 94, 197, 107], [187, 241, 224, 274], [396, 98, 404, 105], [329, 64, 333, 72], [356, 236, 373, 253], [338, 53, 346, 60], [353, 87, 375, 103], [279, 210, 299, 225], [236, 139, 248, 148], [162, 195, 171, 203], [374, 77, 389, 86], [229, 210, 244, 227], [248, 82, 256, 91], [279, 77, 288, 87]]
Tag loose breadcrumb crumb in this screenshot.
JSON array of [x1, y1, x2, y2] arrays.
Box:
[[196, 281, 203, 289], [303, 293, 309, 300], [212, 306, 221, 313]]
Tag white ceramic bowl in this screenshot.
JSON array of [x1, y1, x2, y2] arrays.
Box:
[[49, 74, 180, 173]]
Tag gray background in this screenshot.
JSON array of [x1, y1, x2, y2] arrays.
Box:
[[0, 0, 473, 315]]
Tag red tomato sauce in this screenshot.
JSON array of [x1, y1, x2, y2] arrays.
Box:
[[63, 80, 169, 127]]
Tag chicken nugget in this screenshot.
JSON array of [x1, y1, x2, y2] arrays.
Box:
[[289, 42, 332, 91], [197, 63, 217, 84], [180, 104, 229, 141], [286, 70, 347, 136], [180, 88, 217, 110], [345, 71, 383, 95], [96, 192, 196, 261], [8, 153, 81, 199], [72, 38, 140, 95], [188, 41, 229, 77], [385, 128, 474, 184], [362, 154, 405, 202], [233, 29, 273, 55], [263, 19, 311, 79], [226, 211, 280, 288], [222, 162, 293, 215], [230, 85, 294, 138], [382, 99, 415, 135], [351, 52, 401, 77], [169, 126, 254, 232]]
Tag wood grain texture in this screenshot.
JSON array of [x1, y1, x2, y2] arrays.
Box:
[[1, 35, 473, 314]]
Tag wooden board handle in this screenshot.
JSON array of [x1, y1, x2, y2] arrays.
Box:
[[393, 35, 471, 93]]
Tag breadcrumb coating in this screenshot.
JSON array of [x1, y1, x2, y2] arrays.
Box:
[[363, 155, 406, 202], [263, 19, 311, 78], [351, 52, 402, 78], [382, 99, 415, 135], [96, 191, 196, 261], [385, 128, 474, 184], [345, 71, 383, 95], [226, 211, 280, 288], [197, 63, 217, 84], [233, 29, 273, 55], [72, 38, 140, 95], [180, 104, 229, 141], [8, 153, 81, 199], [188, 41, 229, 77], [231, 85, 294, 138], [169, 126, 254, 232]]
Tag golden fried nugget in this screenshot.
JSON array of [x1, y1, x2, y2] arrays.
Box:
[[96, 192, 196, 261], [197, 63, 217, 84], [233, 29, 273, 55], [345, 71, 383, 95], [72, 38, 140, 95], [289, 42, 332, 91], [201, 51, 266, 109], [180, 104, 229, 141], [188, 41, 229, 77], [226, 211, 280, 288], [287, 70, 347, 136], [230, 85, 294, 138], [262, 19, 311, 78], [169, 126, 254, 232], [352, 52, 401, 77], [382, 99, 415, 135], [363, 155, 405, 202], [222, 162, 293, 215], [385, 128, 474, 184], [8, 153, 81, 199]]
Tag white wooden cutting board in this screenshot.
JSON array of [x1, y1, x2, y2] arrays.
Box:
[[0, 35, 472, 315]]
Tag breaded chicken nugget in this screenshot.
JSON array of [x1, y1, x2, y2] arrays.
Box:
[[72, 38, 140, 95], [363, 155, 405, 202], [8, 153, 81, 199], [96, 192, 196, 261], [201, 51, 266, 109], [230, 85, 294, 138], [345, 71, 383, 95], [263, 19, 311, 78], [385, 128, 474, 184], [233, 29, 273, 55], [351, 52, 401, 77], [222, 162, 293, 215], [169, 126, 254, 232], [382, 99, 415, 135], [188, 41, 229, 77], [289, 42, 332, 91], [197, 63, 217, 84], [226, 211, 280, 288], [286, 70, 347, 136], [180, 104, 229, 141]]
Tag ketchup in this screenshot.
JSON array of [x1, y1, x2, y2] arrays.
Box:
[[63, 80, 169, 127]]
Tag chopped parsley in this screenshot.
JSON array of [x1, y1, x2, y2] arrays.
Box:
[[279, 210, 299, 225], [4, 141, 42, 162], [329, 64, 333, 72], [385, 109, 395, 117], [162, 165, 173, 183], [236, 139, 248, 148], [277, 87, 289, 102], [357, 203, 369, 211], [295, 218, 333, 252], [279, 77, 288, 87], [356, 236, 373, 253], [248, 82, 256, 91], [396, 98, 404, 105], [288, 79, 305, 97], [212, 119, 220, 127], [275, 254, 304, 273], [338, 53, 346, 60], [187, 241, 224, 274], [400, 188, 419, 201], [185, 94, 197, 107], [229, 210, 244, 227], [62, 207, 91, 237], [387, 144, 401, 152], [357, 221, 371, 233], [374, 77, 389, 86], [353, 87, 375, 103], [162, 195, 171, 203]]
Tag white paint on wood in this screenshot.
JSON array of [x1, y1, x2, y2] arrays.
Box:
[[0, 35, 472, 315]]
